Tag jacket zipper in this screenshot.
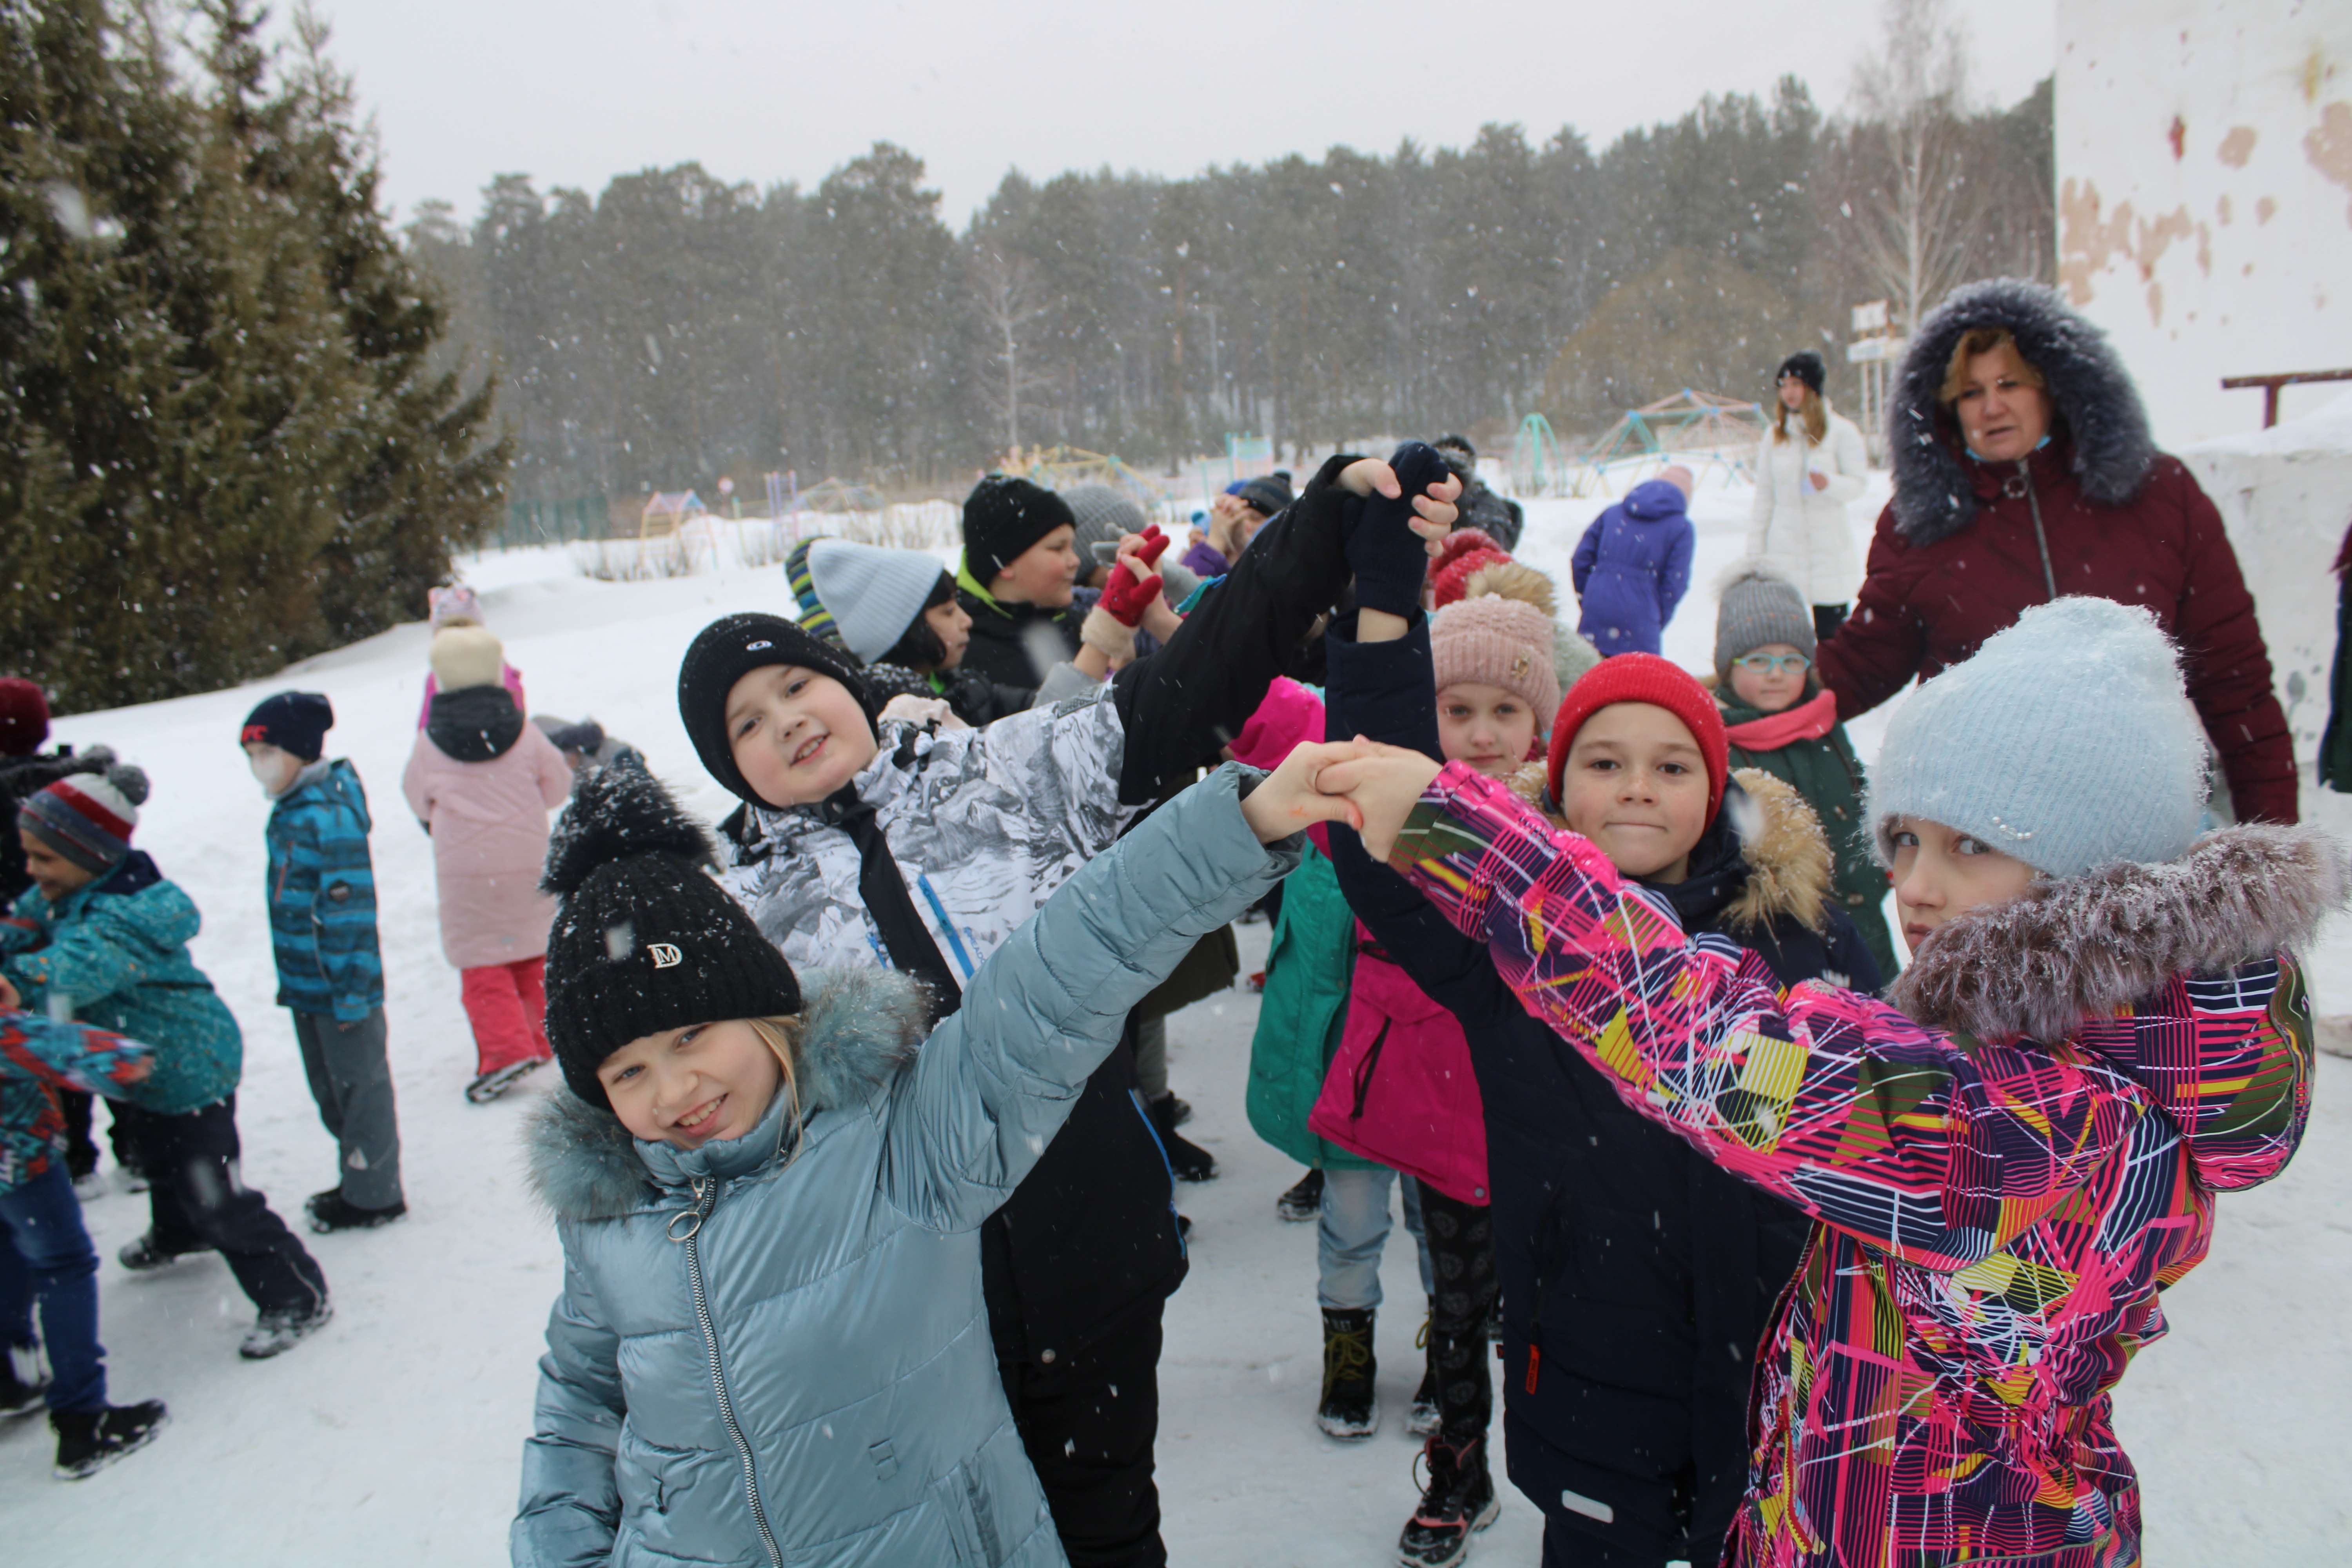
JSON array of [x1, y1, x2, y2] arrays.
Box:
[[678, 1177, 784, 1568], [2014, 459, 2058, 601], [1348, 1020, 1392, 1122]]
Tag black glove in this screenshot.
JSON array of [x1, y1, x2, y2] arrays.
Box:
[[1347, 441, 1452, 617]]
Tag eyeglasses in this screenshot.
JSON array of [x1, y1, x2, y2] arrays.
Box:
[[1734, 653, 1812, 676]]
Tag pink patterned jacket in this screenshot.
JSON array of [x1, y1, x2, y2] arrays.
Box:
[[1384, 761, 2333, 1568]]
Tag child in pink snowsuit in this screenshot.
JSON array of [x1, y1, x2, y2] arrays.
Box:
[[402, 626, 571, 1102]]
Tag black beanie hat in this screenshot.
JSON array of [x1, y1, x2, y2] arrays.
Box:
[[541, 762, 803, 1109], [241, 691, 334, 762], [677, 612, 878, 809], [1775, 350, 1827, 396], [1232, 473, 1296, 520], [962, 474, 1075, 583]]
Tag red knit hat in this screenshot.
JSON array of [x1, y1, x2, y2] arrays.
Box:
[[0, 678, 48, 758], [1430, 548, 1515, 608], [1428, 529, 1502, 577], [1546, 654, 1730, 817]]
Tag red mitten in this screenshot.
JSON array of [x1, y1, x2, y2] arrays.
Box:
[[1132, 524, 1172, 569], [1100, 563, 1165, 628]]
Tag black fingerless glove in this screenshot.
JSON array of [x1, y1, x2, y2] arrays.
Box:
[[1347, 441, 1451, 617]]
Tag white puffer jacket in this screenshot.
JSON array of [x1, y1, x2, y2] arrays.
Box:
[[1744, 408, 1869, 605]]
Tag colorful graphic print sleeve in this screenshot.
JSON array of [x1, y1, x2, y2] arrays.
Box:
[[1384, 762, 2156, 1272], [0, 1011, 152, 1096]]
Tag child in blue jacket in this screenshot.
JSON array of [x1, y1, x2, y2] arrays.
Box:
[[6, 764, 330, 1359], [1570, 467, 1697, 655], [0, 989, 167, 1477], [242, 692, 405, 1232]]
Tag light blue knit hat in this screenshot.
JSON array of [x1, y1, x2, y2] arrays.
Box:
[[1865, 597, 2209, 878], [802, 539, 948, 664]]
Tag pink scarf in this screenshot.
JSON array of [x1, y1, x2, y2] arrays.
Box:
[[1723, 689, 1838, 750]]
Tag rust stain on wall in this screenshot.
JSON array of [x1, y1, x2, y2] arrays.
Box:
[[2218, 126, 2258, 167], [2168, 115, 2189, 160], [2307, 102, 2352, 223]]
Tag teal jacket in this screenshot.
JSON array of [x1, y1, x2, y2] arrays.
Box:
[[1, 853, 242, 1115], [264, 759, 385, 1021], [512, 767, 1296, 1568], [1, 1011, 154, 1193], [1245, 845, 1379, 1172]]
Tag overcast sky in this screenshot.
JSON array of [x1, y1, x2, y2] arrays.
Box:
[[303, 0, 2054, 229]]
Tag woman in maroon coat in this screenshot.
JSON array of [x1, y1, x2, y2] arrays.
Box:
[[1818, 278, 2297, 824]]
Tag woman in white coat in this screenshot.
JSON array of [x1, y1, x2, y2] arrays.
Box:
[[1745, 349, 1869, 641]]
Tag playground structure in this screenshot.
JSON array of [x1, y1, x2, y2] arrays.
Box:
[[995, 444, 1163, 519], [1505, 413, 1568, 498], [1560, 390, 1771, 496]]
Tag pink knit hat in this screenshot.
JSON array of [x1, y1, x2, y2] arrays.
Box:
[[1430, 594, 1561, 727]]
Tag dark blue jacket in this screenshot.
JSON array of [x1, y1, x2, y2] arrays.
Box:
[[1321, 614, 1874, 1566], [1570, 479, 1696, 655], [263, 759, 384, 1022]]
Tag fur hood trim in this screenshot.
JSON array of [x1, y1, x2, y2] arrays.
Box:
[[1507, 763, 1835, 933], [1891, 822, 2350, 1042], [523, 965, 932, 1221], [1889, 278, 2156, 546]]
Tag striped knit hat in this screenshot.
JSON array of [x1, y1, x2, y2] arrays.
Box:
[[20, 763, 150, 874]]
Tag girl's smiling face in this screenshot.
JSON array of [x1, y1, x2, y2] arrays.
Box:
[[724, 666, 878, 808], [1556, 703, 1712, 884], [597, 1018, 784, 1148], [1887, 815, 2038, 955], [1436, 682, 1537, 778]]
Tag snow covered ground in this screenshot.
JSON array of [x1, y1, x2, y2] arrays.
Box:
[[6, 479, 2349, 1564]]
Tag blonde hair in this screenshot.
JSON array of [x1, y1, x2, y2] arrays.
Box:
[[1938, 327, 2047, 407], [744, 1015, 808, 1163], [1771, 382, 1829, 446]]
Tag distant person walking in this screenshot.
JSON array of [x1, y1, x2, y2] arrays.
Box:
[[1744, 351, 1869, 642], [1816, 278, 2297, 825], [1571, 465, 1696, 655]]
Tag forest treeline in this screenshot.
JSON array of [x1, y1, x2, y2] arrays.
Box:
[[409, 72, 2053, 504]]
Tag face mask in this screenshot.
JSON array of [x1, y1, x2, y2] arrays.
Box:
[[250, 750, 292, 797]]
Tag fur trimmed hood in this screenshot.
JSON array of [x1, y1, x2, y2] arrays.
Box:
[[1889, 278, 2157, 546], [523, 964, 931, 1221], [1508, 762, 1836, 934], [1891, 822, 2349, 1044]]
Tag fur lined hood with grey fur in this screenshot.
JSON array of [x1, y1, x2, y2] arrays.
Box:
[[522, 964, 930, 1222], [1889, 278, 2157, 546], [1891, 822, 2348, 1044]]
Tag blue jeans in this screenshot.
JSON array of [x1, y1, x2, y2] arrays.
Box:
[[0, 1164, 106, 1412], [1316, 1166, 1431, 1311]]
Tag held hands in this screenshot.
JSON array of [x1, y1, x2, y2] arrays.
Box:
[[1239, 740, 1381, 844], [1302, 739, 1445, 860], [1340, 443, 1462, 618]]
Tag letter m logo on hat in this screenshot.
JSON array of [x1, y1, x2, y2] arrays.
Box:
[[648, 943, 684, 969]]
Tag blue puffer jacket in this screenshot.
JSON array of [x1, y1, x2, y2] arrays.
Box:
[[265, 759, 385, 1022], [512, 767, 1296, 1568], [0, 1011, 153, 1193], [1570, 478, 1697, 655], [0, 854, 242, 1115]]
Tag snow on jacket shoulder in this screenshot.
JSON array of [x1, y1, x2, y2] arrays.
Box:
[[1744, 411, 1868, 605], [0, 1011, 152, 1193], [1385, 762, 2333, 1568], [0, 854, 240, 1115], [514, 768, 1294, 1568], [719, 691, 1132, 980], [403, 688, 573, 969], [265, 759, 384, 1022]]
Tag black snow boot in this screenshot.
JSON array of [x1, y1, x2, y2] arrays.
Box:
[[305, 1189, 408, 1234], [117, 1230, 209, 1272], [51, 1401, 168, 1479], [2, 1339, 48, 1417], [240, 1296, 334, 1361], [1317, 1307, 1378, 1439], [1276, 1168, 1324, 1222], [1148, 1091, 1216, 1182], [1406, 1307, 1440, 1437], [466, 1055, 547, 1105], [1397, 1435, 1499, 1566]]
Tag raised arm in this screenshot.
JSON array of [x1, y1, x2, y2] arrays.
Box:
[[512, 1252, 626, 1568], [877, 764, 1301, 1230], [1371, 761, 2160, 1272]]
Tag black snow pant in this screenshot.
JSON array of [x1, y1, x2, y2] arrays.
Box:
[[115, 1097, 327, 1315], [54, 1088, 135, 1180], [1417, 1182, 1498, 1449], [1000, 1296, 1167, 1568]]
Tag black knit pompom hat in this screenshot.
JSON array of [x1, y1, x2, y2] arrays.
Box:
[[541, 760, 802, 1109]]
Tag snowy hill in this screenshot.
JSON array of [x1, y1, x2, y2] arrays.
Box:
[[6, 483, 2348, 1563]]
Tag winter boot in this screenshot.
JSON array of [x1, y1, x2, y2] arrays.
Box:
[[2, 1340, 48, 1417], [305, 1189, 408, 1235], [1148, 1091, 1217, 1182], [466, 1055, 547, 1105], [239, 1296, 334, 1361], [51, 1401, 167, 1479], [1406, 1307, 1441, 1437], [117, 1230, 210, 1273], [1277, 1168, 1325, 1223], [1164, 1094, 1193, 1127], [1317, 1307, 1379, 1439], [1397, 1436, 1499, 1566]]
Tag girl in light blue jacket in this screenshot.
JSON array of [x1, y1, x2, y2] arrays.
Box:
[[513, 747, 1346, 1567]]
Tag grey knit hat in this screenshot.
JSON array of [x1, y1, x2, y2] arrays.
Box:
[[1063, 485, 1146, 558], [802, 539, 945, 665], [1714, 565, 1817, 686], [1864, 597, 2208, 878]]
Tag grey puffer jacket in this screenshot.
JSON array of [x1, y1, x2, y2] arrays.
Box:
[[513, 768, 1296, 1568]]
